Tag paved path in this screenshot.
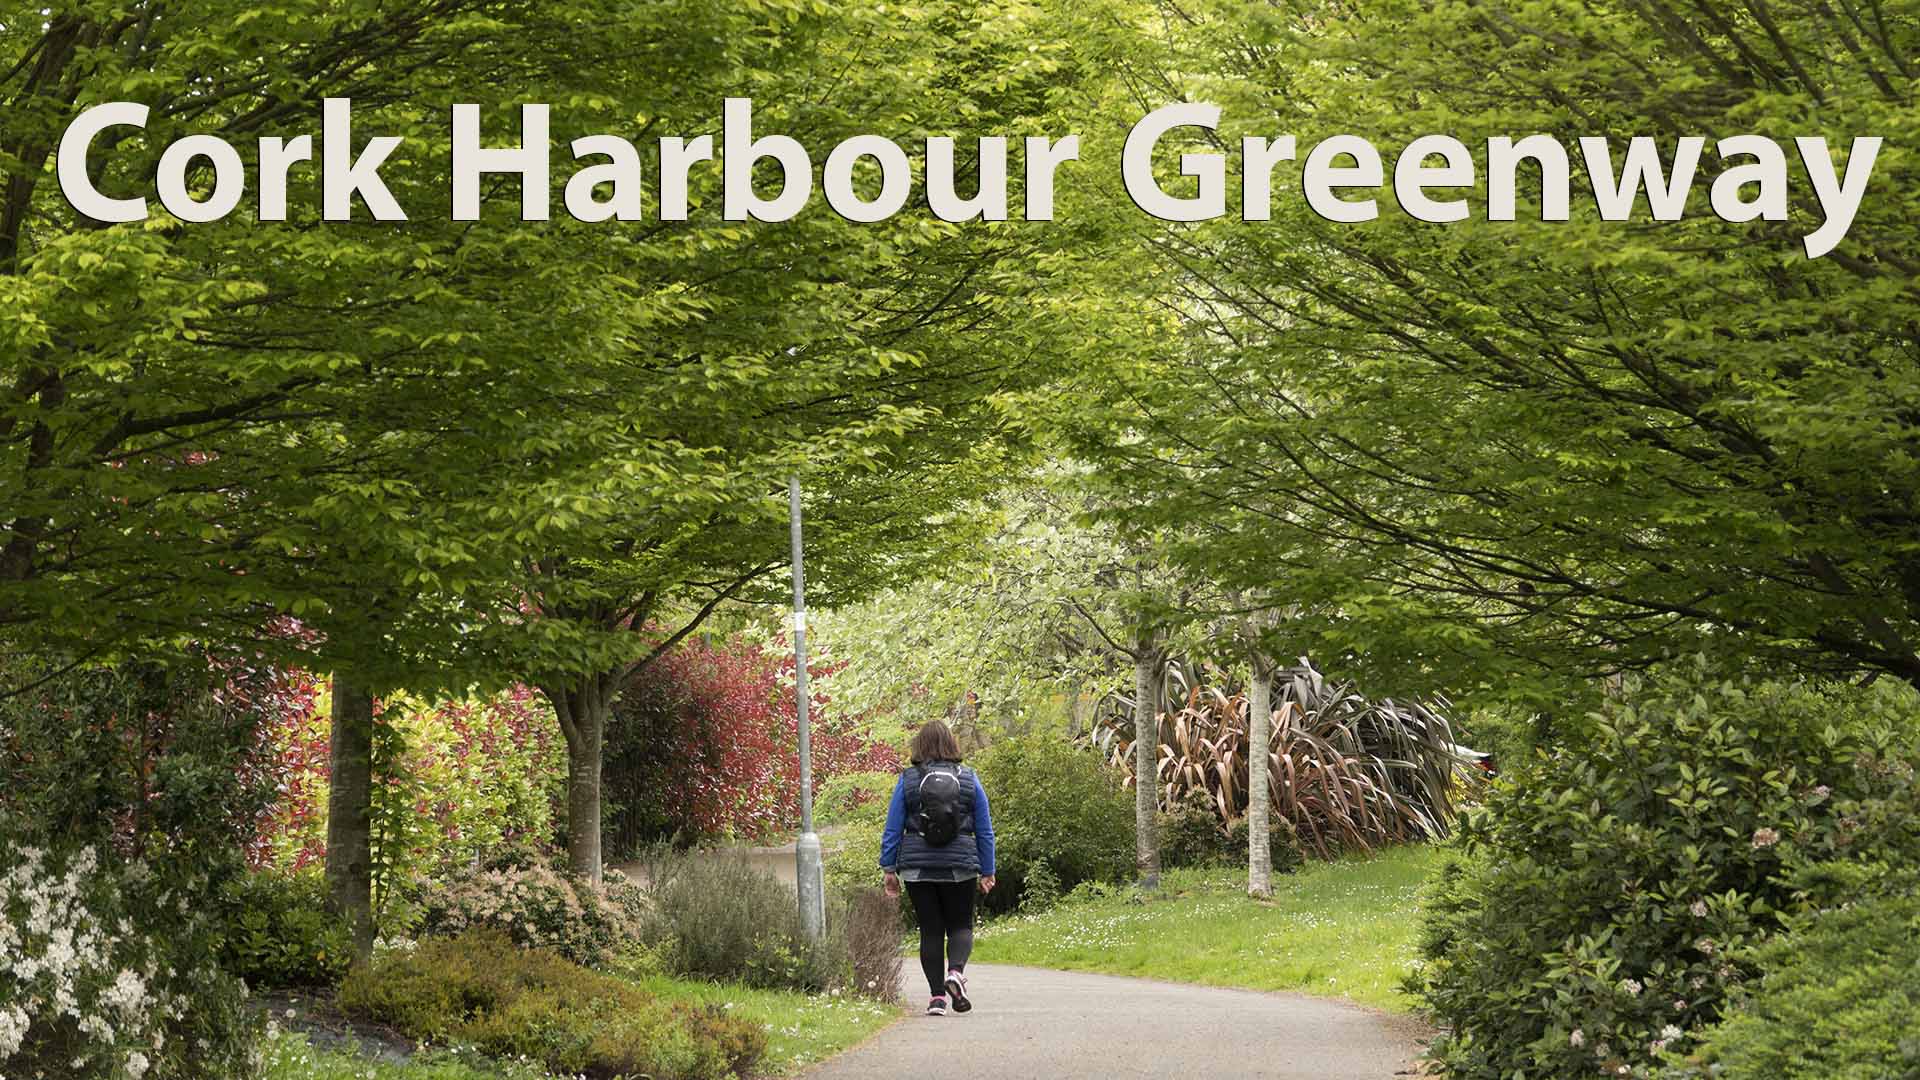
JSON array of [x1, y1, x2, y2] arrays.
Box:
[[801, 963, 1431, 1079]]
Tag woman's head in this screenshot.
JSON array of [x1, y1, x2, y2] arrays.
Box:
[[909, 719, 963, 765]]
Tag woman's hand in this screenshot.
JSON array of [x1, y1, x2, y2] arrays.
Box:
[[978, 875, 996, 895], [883, 871, 901, 899]]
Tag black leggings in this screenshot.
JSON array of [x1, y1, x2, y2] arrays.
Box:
[[905, 879, 976, 997]]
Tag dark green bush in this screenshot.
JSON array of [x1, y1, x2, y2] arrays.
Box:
[[337, 931, 765, 1080], [1021, 859, 1064, 911], [1157, 790, 1229, 869], [1412, 663, 1918, 1080], [1225, 815, 1303, 876], [1668, 892, 1920, 1080], [642, 851, 846, 992], [974, 736, 1135, 911], [216, 868, 354, 990]]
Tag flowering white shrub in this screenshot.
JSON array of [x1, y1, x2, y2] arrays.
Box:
[[0, 837, 261, 1080], [414, 859, 649, 968]]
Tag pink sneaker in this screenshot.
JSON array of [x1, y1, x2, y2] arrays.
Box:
[[926, 995, 948, 1016], [945, 969, 971, 1012]]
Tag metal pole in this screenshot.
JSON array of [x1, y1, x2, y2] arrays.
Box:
[[789, 475, 826, 940]]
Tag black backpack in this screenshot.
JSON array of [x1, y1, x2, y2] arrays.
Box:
[[913, 763, 969, 847]]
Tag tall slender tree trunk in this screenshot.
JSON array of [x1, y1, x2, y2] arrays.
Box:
[[1132, 639, 1162, 891], [325, 677, 376, 962], [1246, 659, 1274, 899], [545, 676, 615, 884]]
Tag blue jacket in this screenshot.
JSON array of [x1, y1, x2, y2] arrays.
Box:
[[879, 762, 995, 876]]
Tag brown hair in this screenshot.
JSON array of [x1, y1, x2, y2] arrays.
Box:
[[908, 719, 963, 766]]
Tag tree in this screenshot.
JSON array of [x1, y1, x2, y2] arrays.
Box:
[[1059, 0, 1920, 698], [454, 0, 1135, 881]]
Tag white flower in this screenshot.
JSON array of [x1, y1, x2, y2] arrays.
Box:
[[1661, 1024, 1683, 1039], [127, 1050, 151, 1078], [1689, 899, 1708, 917], [1569, 1028, 1586, 1048], [1620, 978, 1642, 995], [0, 1004, 30, 1057]]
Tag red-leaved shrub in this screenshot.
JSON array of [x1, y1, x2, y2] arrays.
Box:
[[605, 636, 898, 849]]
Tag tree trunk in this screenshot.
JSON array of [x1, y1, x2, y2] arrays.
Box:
[[325, 676, 376, 963], [1246, 660, 1274, 899], [1132, 642, 1161, 891], [545, 678, 612, 884]]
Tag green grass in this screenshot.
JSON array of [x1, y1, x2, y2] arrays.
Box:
[[972, 844, 1446, 1012], [623, 974, 900, 1076], [262, 1029, 551, 1079], [261, 973, 899, 1079]]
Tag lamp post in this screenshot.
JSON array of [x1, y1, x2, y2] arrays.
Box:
[[789, 475, 826, 941]]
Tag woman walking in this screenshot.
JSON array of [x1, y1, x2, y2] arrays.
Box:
[[880, 719, 996, 1016]]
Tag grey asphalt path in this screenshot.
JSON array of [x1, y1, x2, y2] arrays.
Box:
[[801, 962, 1432, 1079]]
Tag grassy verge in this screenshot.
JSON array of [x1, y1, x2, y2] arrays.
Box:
[[262, 976, 900, 1079], [262, 1029, 547, 1079], [971, 843, 1446, 1012], [623, 974, 900, 1076]]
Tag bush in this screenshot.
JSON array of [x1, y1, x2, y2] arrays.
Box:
[[974, 736, 1135, 912], [1158, 789, 1231, 869], [0, 653, 284, 870], [1667, 892, 1920, 1080], [1020, 859, 1064, 911], [217, 869, 354, 990], [842, 888, 904, 1003], [413, 854, 648, 969], [253, 685, 567, 913], [0, 835, 264, 1080], [604, 638, 900, 852], [1225, 815, 1304, 876], [1412, 663, 1919, 1080], [823, 817, 888, 901], [337, 932, 765, 1080], [1099, 660, 1467, 858], [643, 851, 845, 992], [815, 770, 897, 828]]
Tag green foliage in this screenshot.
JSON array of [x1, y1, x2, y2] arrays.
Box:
[[1157, 789, 1232, 869], [807, 480, 1143, 749], [618, 971, 899, 1076], [1054, 0, 1920, 696], [1103, 660, 1466, 858], [0, 654, 279, 872], [824, 817, 888, 903], [216, 870, 353, 991], [413, 855, 648, 970], [337, 932, 765, 1080], [261, 1031, 551, 1080], [0, 835, 264, 1080], [1412, 664, 1920, 1079], [641, 852, 847, 993], [1456, 705, 1547, 772], [974, 736, 1137, 911], [257, 685, 566, 915], [1225, 816, 1303, 877], [1668, 892, 1920, 1080], [1020, 859, 1065, 912], [815, 771, 897, 829]]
